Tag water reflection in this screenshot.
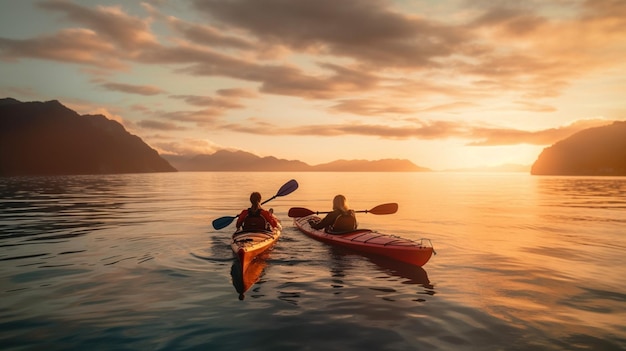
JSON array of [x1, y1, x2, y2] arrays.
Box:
[[0, 175, 131, 245], [535, 177, 626, 210], [329, 246, 431, 284], [324, 246, 435, 302], [366, 254, 433, 288], [230, 254, 269, 300]]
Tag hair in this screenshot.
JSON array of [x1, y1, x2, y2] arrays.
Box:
[[332, 194, 349, 213], [249, 192, 262, 211]]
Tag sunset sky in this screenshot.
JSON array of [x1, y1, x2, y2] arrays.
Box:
[[1, 0, 625, 170]]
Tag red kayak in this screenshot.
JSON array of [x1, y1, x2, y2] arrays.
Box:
[[293, 215, 434, 266]]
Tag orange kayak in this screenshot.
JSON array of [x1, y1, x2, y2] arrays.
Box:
[[231, 225, 281, 273], [293, 215, 434, 266]]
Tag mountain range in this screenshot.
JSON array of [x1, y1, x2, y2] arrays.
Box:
[[2, 97, 624, 176], [162, 151, 430, 172]]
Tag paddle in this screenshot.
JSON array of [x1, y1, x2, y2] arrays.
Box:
[[212, 179, 299, 230], [288, 203, 398, 218]]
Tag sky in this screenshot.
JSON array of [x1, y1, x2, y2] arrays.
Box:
[[0, 0, 625, 170]]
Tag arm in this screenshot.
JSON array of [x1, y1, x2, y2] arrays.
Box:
[[235, 209, 248, 230], [261, 210, 279, 228], [349, 210, 358, 229], [310, 211, 337, 230]]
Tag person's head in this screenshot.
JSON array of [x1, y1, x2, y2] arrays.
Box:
[[333, 194, 349, 212], [250, 192, 262, 207]]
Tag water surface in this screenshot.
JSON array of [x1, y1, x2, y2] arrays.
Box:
[[1, 172, 625, 350]]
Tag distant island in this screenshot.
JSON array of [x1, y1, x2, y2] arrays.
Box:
[[163, 150, 430, 172], [0, 98, 176, 176], [531, 121, 626, 176]]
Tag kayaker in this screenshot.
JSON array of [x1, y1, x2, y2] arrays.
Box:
[[309, 194, 357, 232], [236, 192, 279, 231]]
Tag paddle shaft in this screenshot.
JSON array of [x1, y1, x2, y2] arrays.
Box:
[[288, 203, 398, 218]]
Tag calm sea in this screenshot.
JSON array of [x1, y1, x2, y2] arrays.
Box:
[[1, 172, 624, 351]]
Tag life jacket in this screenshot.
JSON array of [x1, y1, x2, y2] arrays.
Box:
[[329, 211, 357, 233], [242, 208, 269, 231]]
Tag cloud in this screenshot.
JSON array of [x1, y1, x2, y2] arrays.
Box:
[[467, 118, 616, 146], [137, 119, 187, 131], [259, 63, 382, 99], [152, 108, 224, 124], [165, 16, 255, 51], [216, 88, 257, 98], [0, 1, 154, 70], [183, 0, 622, 101], [215, 116, 619, 146], [581, 0, 626, 22], [470, 6, 546, 35], [329, 99, 416, 116], [39, 0, 157, 50], [419, 102, 480, 113], [191, 0, 468, 68], [130, 104, 152, 113], [459, 1, 626, 96], [158, 50, 382, 99], [150, 138, 223, 156], [1, 0, 625, 119], [514, 101, 556, 113], [0, 28, 122, 68], [0, 0, 158, 70], [169, 93, 249, 109], [219, 119, 468, 139], [98, 81, 165, 96]]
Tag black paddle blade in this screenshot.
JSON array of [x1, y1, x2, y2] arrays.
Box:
[[288, 207, 314, 218], [212, 215, 237, 230]]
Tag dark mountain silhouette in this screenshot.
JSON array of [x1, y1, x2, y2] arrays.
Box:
[[531, 121, 626, 176], [0, 98, 176, 176], [164, 150, 309, 171], [163, 150, 430, 172], [0, 97, 21, 107]]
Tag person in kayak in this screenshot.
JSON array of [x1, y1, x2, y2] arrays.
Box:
[[309, 194, 357, 233], [236, 192, 279, 231]]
